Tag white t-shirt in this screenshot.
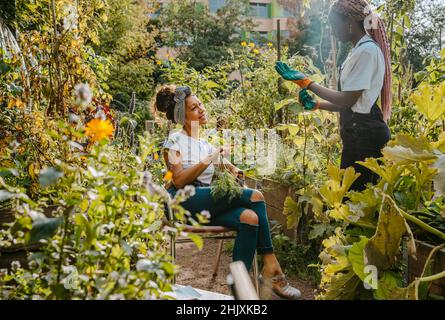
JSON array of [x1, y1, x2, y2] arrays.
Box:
[[163, 131, 216, 185], [340, 34, 385, 114]]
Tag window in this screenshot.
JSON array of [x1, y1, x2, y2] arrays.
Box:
[[209, 0, 226, 13], [249, 3, 269, 18], [281, 8, 295, 18]]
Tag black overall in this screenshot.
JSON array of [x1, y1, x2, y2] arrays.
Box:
[[339, 40, 391, 191]]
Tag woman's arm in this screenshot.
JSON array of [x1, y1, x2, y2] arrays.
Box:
[[308, 82, 363, 110], [318, 101, 349, 113], [163, 148, 222, 189], [214, 158, 242, 176]]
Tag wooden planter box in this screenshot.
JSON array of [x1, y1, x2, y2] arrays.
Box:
[[0, 206, 59, 270], [408, 240, 445, 297], [245, 177, 304, 240]]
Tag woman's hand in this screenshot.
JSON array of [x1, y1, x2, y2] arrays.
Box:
[[275, 61, 314, 89], [299, 89, 320, 111], [202, 147, 227, 165]]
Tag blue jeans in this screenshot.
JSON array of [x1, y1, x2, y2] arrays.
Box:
[[168, 186, 274, 271]]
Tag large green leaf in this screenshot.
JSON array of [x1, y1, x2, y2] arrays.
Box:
[[374, 271, 415, 300], [357, 158, 403, 185], [319, 166, 360, 206], [187, 233, 203, 250], [274, 98, 298, 111], [410, 82, 445, 123], [283, 196, 302, 229], [433, 155, 445, 197], [27, 216, 64, 244], [364, 197, 413, 270], [348, 237, 369, 282], [39, 167, 64, 187], [382, 134, 437, 164]]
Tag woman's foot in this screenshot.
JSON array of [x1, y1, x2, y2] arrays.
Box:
[[260, 273, 302, 300]]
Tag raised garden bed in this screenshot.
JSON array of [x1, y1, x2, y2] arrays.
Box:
[[0, 206, 59, 270], [408, 240, 445, 297], [245, 176, 311, 241]]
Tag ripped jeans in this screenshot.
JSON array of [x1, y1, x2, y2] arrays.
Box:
[[167, 187, 274, 271]]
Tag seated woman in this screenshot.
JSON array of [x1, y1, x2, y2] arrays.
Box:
[[154, 84, 301, 300]]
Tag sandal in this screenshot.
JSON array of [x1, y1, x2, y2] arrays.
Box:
[[259, 274, 302, 300]]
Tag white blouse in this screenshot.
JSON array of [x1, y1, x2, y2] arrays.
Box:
[[340, 34, 386, 114], [163, 131, 216, 185]]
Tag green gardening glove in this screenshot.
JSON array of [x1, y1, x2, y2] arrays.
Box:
[[275, 61, 313, 89], [299, 89, 320, 111]]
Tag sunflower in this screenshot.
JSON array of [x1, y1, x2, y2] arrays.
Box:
[[85, 118, 114, 142]]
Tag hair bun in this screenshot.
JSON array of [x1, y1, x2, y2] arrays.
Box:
[[154, 85, 177, 122]]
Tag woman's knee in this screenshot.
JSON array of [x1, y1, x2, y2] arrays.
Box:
[[239, 209, 258, 225], [250, 189, 265, 202]]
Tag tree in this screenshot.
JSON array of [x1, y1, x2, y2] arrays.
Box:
[[157, 0, 254, 70], [96, 0, 159, 109], [406, 0, 445, 72]]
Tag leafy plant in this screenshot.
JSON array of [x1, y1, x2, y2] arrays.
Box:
[[210, 168, 243, 203]]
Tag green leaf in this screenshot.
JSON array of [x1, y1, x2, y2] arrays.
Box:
[[382, 134, 437, 164], [202, 80, 219, 89], [39, 167, 64, 187], [410, 82, 445, 123], [274, 98, 298, 111], [375, 272, 415, 300], [74, 213, 96, 248], [27, 216, 64, 244], [0, 190, 16, 202], [433, 156, 445, 197], [283, 196, 302, 229], [319, 166, 360, 206], [348, 237, 369, 282], [0, 168, 18, 177], [308, 224, 327, 240], [364, 197, 412, 270], [187, 233, 203, 250]]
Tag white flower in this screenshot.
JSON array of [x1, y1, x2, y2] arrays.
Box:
[[74, 83, 93, 107], [63, 4, 79, 31], [200, 210, 211, 219], [11, 261, 21, 271], [68, 112, 81, 123], [95, 109, 106, 120]]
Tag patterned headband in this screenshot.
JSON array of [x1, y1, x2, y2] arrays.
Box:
[[173, 86, 191, 125]]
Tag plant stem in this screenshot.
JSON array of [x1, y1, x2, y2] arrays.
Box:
[[385, 195, 445, 241], [302, 114, 308, 191], [56, 206, 75, 284], [418, 270, 445, 283]]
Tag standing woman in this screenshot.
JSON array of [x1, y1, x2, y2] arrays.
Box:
[[275, 0, 392, 191]]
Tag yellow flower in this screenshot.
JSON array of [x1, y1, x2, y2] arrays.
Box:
[[267, 42, 273, 47], [156, 60, 162, 65], [163, 171, 173, 181], [253, 49, 259, 54], [241, 41, 247, 47], [153, 153, 159, 160], [85, 118, 114, 142], [248, 42, 255, 48]]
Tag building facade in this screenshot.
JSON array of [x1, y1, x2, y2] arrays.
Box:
[[157, 0, 302, 42]]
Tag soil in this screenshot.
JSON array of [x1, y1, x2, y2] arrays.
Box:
[[175, 239, 316, 300]]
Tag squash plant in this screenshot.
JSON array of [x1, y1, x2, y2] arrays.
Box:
[[315, 115, 445, 299]]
